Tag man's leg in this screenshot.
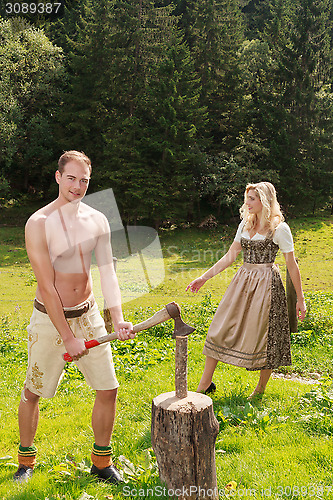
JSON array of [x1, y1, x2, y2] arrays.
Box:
[[14, 387, 40, 482], [90, 388, 122, 483], [92, 388, 117, 447]]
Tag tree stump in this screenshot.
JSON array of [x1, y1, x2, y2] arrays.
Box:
[[151, 391, 219, 499], [150, 306, 219, 498]]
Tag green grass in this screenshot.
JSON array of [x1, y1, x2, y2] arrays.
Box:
[[1, 212, 332, 318], [0, 211, 332, 499], [1, 315, 333, 499]]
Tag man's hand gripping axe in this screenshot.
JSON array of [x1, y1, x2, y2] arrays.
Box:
[[63, 302, 195, 362]]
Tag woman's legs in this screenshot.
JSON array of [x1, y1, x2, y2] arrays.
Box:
[[249, 368, 272, 398], [196, 356, 218, 393], [197, 358, 273, 396]]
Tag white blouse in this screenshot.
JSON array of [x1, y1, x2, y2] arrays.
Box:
[[234, 220, 294, 254]]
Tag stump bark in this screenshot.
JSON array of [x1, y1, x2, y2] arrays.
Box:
[[151, 391, 219, 499]]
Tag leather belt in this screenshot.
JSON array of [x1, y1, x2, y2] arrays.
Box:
[[34, 298, 94, 318]]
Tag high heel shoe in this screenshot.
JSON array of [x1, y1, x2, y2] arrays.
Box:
[[204, 382, 216, 395]]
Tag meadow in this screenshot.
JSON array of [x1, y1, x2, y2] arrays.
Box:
[[0, 209, 332, 499]]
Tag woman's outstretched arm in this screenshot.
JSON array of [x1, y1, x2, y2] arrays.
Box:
[[186, 241, 242, 293]]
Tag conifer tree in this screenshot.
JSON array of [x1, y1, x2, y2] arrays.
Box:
[[184, 0, 244, 152], [55, 0, 115, 168], [263, 0, 333, 207], [56, 0, 207, 225], [103, 1, 207, 225], [241, 0, 272, 39]]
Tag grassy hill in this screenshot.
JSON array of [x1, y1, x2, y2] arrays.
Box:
[[0, 211, 332, 499]]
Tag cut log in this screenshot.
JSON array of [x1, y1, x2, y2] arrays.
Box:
[[151, 391, 219, 499], [175, 337, 188, 398]]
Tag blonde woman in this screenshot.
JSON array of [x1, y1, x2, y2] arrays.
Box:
[[186, 182, 306, 398]]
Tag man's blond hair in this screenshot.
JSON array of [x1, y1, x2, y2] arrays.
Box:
[[58, 150, 92, 174]]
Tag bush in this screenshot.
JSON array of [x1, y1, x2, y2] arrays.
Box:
[[0, 175, 10, 201]]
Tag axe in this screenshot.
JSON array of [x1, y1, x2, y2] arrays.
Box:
[[63, 301, 195, 362]]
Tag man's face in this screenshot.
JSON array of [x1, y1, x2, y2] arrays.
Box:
[[56, 160, 91, 203]]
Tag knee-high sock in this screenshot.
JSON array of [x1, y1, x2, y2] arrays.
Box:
[[91, 443, 112, 469], [18, 444, 37, 468]]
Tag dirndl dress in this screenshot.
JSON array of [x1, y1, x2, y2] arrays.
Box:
[[203, 235, 291, 370]]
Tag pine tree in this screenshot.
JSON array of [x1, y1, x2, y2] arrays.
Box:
[[103, 1, 207, 225], [55, 0, 115, 169], [263, 0, 333, 208], [241, 0, 273, 39], [184, 0, 245, 152], [56, 0, 207, 225]]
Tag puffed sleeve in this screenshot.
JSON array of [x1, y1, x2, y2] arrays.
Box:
[[233, 220, 246, 243], [273, 222, 294, 253]]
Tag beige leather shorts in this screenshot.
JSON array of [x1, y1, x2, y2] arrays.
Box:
[[25, 300, 119, 398]]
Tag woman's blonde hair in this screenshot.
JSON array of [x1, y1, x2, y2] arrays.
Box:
[[240, 182, 284, 233]]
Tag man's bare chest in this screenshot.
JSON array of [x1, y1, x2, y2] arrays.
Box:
[[45, 209, 99, 273]]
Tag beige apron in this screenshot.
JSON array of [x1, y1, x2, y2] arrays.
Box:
[[203, 237, 291, 370]]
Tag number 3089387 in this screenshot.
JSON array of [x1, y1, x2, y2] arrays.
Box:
[[5, 3, 62, 14]]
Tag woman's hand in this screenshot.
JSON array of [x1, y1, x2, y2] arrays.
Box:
[[186, 276, 208, 293], [185, 242, 242, 295], [296, 298, 307, 321]]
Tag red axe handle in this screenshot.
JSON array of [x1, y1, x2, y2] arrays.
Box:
[[63, 339, 101, 362], [63, 305, 175, 362]]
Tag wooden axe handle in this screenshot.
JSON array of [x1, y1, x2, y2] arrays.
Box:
[[132, 307, 172, 333], [63, 306, 172, 362]]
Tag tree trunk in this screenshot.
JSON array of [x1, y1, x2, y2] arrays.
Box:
[[151, 391, 219, 499]]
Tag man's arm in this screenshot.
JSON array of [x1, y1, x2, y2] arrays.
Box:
[[94, 215, 133, 340], [25, 216, 88, 359]]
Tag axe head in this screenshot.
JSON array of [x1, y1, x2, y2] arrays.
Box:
[[165, 302, 196, 339]]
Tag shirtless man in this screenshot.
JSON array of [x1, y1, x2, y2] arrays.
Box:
[[14, 150, 134, 483]]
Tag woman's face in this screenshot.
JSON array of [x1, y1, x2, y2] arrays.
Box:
[[246, 189, 263, 215]]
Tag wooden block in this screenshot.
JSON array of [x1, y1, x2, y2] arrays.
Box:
[[151, 391, 219, 499]]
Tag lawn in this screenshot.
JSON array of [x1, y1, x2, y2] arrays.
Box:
[[0, 209, 332, 499]]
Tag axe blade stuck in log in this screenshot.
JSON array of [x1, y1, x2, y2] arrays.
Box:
[[63, 301, 195, 362]]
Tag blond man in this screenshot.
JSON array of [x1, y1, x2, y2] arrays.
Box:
[[14, 151, 134, 483]]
